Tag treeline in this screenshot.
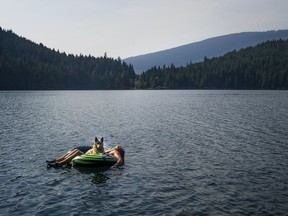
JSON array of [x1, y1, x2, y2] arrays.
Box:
[[135, 40, 288, 89], [1, 27, 288, 90], [0, 28, 135, 90]]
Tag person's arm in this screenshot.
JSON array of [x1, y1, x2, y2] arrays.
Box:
[[111, 151, 123, 168], [105, 147, 116, 154]]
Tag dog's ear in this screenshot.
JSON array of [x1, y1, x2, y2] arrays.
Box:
[[94, 137, 98, 142], [100, 137, 104, 143]]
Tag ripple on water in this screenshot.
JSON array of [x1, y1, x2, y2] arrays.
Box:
[[0, 90, 288, 215]]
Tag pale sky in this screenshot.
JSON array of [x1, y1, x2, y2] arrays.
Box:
[[1, 0, 288, 58]]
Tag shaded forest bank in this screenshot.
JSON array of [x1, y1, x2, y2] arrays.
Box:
[[1, 28, 287, 90]]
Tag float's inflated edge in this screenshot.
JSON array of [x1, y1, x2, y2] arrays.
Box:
[[71, 153, 117, 167]]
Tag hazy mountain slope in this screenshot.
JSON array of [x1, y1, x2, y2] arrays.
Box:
[[124, 30, 288, 73]]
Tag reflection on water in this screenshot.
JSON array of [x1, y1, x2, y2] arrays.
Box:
[[1, 90, 288, 215], [71, 167, 110, 184]]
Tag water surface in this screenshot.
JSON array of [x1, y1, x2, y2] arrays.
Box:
[[0, 90, 287, 215]]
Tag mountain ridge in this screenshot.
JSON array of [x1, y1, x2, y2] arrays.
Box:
[[124, 30, 288, 73]]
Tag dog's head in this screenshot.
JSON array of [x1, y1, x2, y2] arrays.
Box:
[[92, 137, 104, 153]]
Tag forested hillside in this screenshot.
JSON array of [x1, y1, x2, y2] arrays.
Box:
[[1, 27, 287, 90], [135, 40, 288, 89], [0, 28, 135, 90]]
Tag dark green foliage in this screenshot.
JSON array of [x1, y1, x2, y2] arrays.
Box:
[[136, 40, 288, 90], [1, 27, 287, 90], [0, 28, 135, 90]]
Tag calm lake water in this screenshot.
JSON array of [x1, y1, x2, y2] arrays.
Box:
[[0, 90, 287, 215]]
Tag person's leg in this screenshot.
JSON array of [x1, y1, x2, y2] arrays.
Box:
[[57, 149, 84, 166], [46, 150, 73, 163], [54, 150, 74, 162], [56, 149, 79, 161]]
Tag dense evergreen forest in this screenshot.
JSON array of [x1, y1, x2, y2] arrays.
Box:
[[0, 28, 135, 90], [1, 27, 287, 90], [136, 40, 288, 89]]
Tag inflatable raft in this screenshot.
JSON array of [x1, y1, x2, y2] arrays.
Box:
[[71, 153, 117, 167]]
